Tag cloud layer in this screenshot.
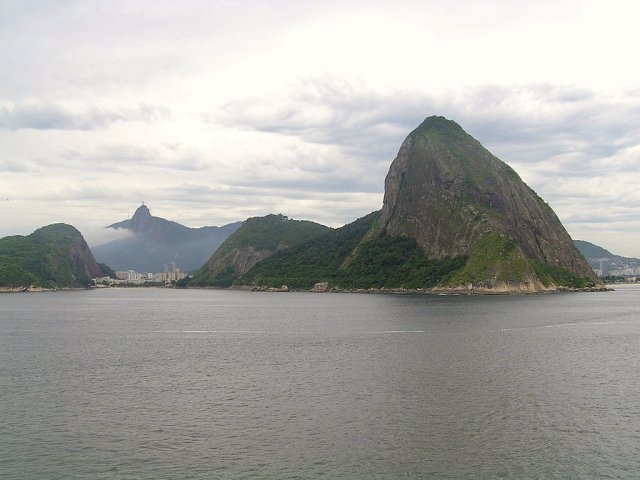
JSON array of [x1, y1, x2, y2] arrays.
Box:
[[2, 1, 640, 257]]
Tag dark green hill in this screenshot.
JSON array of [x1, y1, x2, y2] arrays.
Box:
[[243, 212, 379, 288], [0, 223, 102, 288], [190, 214, 330, 287], [92, 204, 242, 272], [242, 211, 465, 289]]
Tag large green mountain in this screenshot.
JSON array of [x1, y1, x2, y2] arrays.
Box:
[[215, 116, 601, 292], [92, 204, 242, 273], [0, 223, 102, 289], [189, 214, 330, 286]]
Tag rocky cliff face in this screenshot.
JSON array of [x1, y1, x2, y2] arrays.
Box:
[[66, 236, 103, 280], [198, 246, 273, 280], [31, 223, 103, 282], [375, 116, 600, 291]]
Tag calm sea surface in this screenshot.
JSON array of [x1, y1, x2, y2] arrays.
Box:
[[1, 286, 640, 479]]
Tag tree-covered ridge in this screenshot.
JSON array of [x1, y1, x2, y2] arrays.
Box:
[[0, 223, 101, 288], [97, 262, 116, 278], [193, 209, 597, 292], [336, 235, 466, 289], [574, 239, 640, 278], [189, 214, 331, 286], [234, 211, 466, 290], [244, 211, 380, 288], [218, 214, 330, 253]]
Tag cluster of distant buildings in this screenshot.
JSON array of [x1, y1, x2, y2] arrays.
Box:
[[591, 259, 640, 279], [93, 262, 188, 286]]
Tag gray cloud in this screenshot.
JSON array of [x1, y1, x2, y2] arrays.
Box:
[[213, 78, 426, 161], [0, 159, 37, 172], [215, 80, 640, 169], [40, 143, 207, 172], [0, 102, 171, 131], [214, 80, 640, 207], [2, 1, 639, 257], [211, 79, 640, 247], [0, 0, 336, 99]]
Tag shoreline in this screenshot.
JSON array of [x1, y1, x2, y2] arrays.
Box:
[[1, 284, 615, 295]]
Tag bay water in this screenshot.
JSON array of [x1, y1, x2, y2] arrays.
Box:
[[1, 286, 639, 479]]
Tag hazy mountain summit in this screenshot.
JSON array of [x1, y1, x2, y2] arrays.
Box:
[[107, 204, 206, 243], [199, 116, 601, 292], [574, 240, 615, 260], [93, 204, 242, 273]]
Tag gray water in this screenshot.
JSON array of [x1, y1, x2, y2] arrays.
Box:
[[1, 287, 639, 479]]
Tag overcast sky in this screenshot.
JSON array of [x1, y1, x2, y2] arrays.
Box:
[[1, 0, 640, 256]]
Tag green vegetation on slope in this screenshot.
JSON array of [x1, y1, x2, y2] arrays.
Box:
[[242, 212, 466, 289], [97, 262, 116, 278], [219, 214, 330, 252], [0, 223, 95, 288], [335, 235, 466, 289], [244, 212, 379, 288], [190, 214, 331, 286], [531, 261, 597, 289], [442, 232, 597, 289], [445, 233, 528, 286]]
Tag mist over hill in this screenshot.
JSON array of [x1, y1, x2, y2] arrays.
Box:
[[92, 205, 241, 273]]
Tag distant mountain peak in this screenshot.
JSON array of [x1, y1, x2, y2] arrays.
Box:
[[95, 205, 243, 272], [133, 204, 151, 219], [416, 115, 463, 132], [129, 204, 153, 233]]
